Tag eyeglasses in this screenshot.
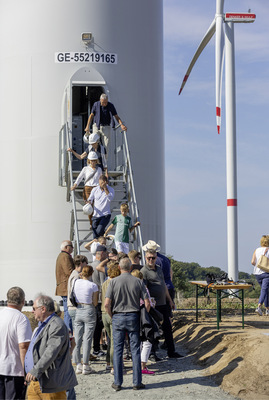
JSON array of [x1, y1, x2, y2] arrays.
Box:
[[67, 244, 74, 248], [146, 256, 156, 260], [32, 306, 42, 311]]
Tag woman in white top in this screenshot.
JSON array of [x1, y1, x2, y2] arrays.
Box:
[[251, 235, 269, 316], [73, 265, 99, 375], [71, 151, 102, 225]]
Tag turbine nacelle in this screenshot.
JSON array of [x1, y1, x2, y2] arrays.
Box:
[[178, 1, 256, 135]]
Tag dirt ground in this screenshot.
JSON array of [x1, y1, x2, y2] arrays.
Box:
[[173, 310, 269, 400]]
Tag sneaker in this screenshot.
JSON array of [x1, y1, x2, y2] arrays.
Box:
[[142, 368, 155, 375], [133, 383, 145, 390], [149, 354, 162, 362], [110, 368, 114, 375], [111, 383, 121, 391], [75, 363, 83, 374], [255, 307, 263, 316], [89, 354, 97, 361], [93, 350, 105, 357], [266, 309, 269, 316], [82, 365, 95, 375], [168, 352, 184, 358]]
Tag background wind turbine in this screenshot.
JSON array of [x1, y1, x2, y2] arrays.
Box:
[[178, 0, 256, 280]]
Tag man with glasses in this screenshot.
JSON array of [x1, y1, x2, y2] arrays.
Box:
[[25, 295, 77, 399], [55, 240, 75, 331], [141, 249, 182, 359]]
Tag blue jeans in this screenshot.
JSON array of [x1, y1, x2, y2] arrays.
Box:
[[255, 273, 269, 307], [62, 296, 73, 332], [112, 313, 141, 386], [92, 215, 111, 238], [73, 304, 96, 364]]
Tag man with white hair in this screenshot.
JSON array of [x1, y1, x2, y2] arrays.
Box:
[[0, 287, 32, 400], [25, 295, 77, 399], [84, 93, 127, 152], [55, 240, 75, 331]]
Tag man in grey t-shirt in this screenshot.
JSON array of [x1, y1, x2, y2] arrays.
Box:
[[141, 249, 182, 359], [105, 258, 150, 392]]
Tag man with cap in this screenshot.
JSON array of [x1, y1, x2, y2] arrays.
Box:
[[71, 151, 102, 226], [88, 175, 115, 239], [142, 240, 175, 302], [84, 93, 127, 152], [141, 242, 181, 359], [68, 132, 108, 177], [91, 244, 109, 357]]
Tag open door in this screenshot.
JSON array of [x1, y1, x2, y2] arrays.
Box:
[[61, 67, 107, 172]]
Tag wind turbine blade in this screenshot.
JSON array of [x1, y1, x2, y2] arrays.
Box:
[[179, 19, 216, 95], [215, 12, 224, 134]]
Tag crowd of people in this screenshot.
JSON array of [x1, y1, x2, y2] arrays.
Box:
[[0, 237, 180, 400], [0, 91, 180, 399]]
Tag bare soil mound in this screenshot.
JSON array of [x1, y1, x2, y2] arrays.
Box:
[[173, 310, 269, 400]]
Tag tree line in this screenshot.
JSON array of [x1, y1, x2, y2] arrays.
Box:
[[170, 258, 259, 298]]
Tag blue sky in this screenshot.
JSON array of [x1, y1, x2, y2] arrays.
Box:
[[163, 0, 269, 275]]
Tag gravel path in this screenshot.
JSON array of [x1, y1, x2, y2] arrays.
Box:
[[75, 344, 238, 400]]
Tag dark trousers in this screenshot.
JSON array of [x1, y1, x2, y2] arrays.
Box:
[[93, 303, 104, 352], [92, 215, 111, 238], [0, 375, 26, 400], [155, 304, 175, 356]]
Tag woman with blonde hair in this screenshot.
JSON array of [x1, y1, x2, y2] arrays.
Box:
[[251, 235, 269, 316], [70, 151, 102, 225], [73, 265, 99, 375]]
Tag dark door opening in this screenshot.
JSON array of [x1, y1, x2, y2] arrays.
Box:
[[71, 85, 105, 171]]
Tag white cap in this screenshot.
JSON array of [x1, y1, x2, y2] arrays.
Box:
[[88, 151, 99, 160], [88, 133, 100, 144], [83, 203, 93, 215]]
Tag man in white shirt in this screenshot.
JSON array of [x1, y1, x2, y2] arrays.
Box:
[[88, 175, 115, 238], [0, 286, 32, 400]]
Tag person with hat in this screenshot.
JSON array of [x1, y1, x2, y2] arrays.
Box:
[[141, 246, 181, 359], [67, 132, 108, 177], [70, 151, 102, 225], [84, 93, 127, 153], [142, 240, 175, 303]]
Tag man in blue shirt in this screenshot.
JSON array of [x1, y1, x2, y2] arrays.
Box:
[[84, 94, 127, 153]]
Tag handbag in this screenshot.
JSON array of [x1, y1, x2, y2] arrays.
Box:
[[69, 279, 78, 307], [257, 248, 269, 273]]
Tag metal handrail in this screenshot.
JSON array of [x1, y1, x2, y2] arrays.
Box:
[[60, 122, 80, 254], [117, 128, 145, 264]]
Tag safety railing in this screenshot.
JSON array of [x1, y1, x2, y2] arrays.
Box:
[[59, 122, 144, 261], [59, 122, 80, 254]]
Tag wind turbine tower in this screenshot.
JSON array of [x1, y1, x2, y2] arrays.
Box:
[[179, 0, 256, 280]]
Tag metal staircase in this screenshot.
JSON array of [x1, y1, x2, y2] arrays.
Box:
[[59, 123, 144, 262]]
